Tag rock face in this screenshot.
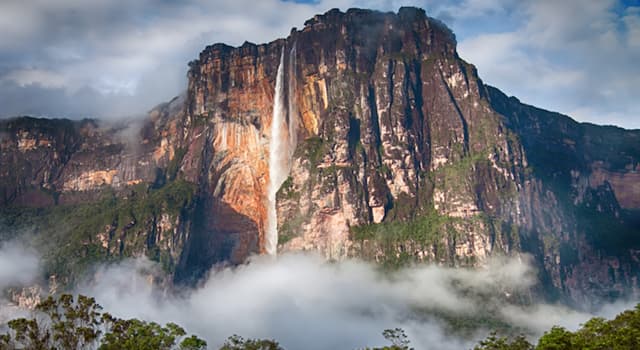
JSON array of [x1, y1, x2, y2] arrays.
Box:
[[1, 7, 639, 305]]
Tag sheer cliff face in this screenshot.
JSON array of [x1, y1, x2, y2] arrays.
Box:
[[151, 7, 640, 302], [1, 7, 639, 303]]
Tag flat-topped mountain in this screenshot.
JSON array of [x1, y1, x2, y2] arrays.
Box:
[[1, 7, 639, 306]]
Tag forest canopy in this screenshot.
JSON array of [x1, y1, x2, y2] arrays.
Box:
[[1, 294, 639, 349]]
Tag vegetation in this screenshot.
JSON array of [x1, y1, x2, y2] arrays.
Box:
[[366, 328, 413, 350], [219, 335, 283, 350], [474, 332, 533, 350], [0, 179, 197, 285], [276, 176, 297, 200], [349, 207, 460, 268], [296, 136, 326, 169], [350, 208, 454, 243], [3, 294, 640, 350], [167, 147, 188, 181], [0, 294, 206, 350], [474, 304, 640, 349]]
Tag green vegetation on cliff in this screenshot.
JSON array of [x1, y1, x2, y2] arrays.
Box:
[[0, 179, 197, 286], [349, 208, 462, 268]]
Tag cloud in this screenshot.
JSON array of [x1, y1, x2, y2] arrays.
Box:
[[0, 241, 39, 290], [625, 7, 640, 48], [77, 252, 631, 349], [0, 0, 321, 118], [2, 68, 67, 88], [458, 0, 640, 129], [0, 0, 638, 128], [0, 241, 633, 348], [0, 241, 40, 323]]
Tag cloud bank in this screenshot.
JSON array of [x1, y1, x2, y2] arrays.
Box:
[[78, 253, 633, 350], [0, 241, 40, 323], [0, 0, 637, 128], [0, 241, 39, 291], [456, 0, 640, 129]]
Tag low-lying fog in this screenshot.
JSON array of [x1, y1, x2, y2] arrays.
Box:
[[0, 241, 634, 349]]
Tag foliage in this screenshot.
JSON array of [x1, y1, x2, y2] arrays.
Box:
[[0, 294, 206, 350], [349, 207, 459, 268], [381, 328, 412, 349], [362, 328, 413, 350], [0, 179, 196, 284], [219, 335, 283, 350], [535, 327, 574, 350], [350, 208, 453, 243], [167, 147, 188, 181], [3, 294, 640, 350], [474, 331, 533, 350], [535, 305, 640, 350], [276, 176, 297, 200], [475, 303, 640, 350], [296, 136, 326, 171]]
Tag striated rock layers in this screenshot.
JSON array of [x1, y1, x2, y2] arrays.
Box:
[[1, 7, 639, 305]]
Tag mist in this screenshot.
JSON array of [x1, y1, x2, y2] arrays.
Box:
[[72, 253, 634, 349], [0, 241, 39, 291], [0, 241, 40, 323], [0, 239, 634, 349]]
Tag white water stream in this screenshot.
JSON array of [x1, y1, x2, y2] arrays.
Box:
[[266, 49, 294, 255]]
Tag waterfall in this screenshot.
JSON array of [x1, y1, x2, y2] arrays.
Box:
[[266, 45, 298, 256], [265, 50, 287, 255]]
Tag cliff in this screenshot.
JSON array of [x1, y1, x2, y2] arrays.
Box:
[[1, 7, 638, 305]]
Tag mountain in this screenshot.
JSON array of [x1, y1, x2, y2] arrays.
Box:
[[1, 7, 639, 305]]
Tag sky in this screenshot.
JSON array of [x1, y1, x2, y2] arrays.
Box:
[[0, 0, 638, 128]]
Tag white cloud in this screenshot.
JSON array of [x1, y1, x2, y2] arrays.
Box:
[[0, 241, 40, 323], [458, 0, 640, 128], [624, 7, 640, 48], [0, 241, 40, 290], [0, 0, 637, 127], [523, 0, 618, 49], [0, 241, 632, 348], [569, 107, 640, 129], [3, 68, 67, 89], [77, 253, 629, 349], [459, 32, 585, 97]]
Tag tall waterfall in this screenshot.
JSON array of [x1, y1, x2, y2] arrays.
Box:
[[265, 50, 287, 255], [266, 45, 298, 256]]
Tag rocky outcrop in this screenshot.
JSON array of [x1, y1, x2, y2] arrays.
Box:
[[0, 97, 195, 284], [0, 94, 188, 206], [1, 7, 639, 305]]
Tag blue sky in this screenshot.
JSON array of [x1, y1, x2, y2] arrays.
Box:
[[0, 0, 638, 128]]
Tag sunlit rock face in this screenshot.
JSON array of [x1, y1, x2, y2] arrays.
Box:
[[1, 7, 639, 305]]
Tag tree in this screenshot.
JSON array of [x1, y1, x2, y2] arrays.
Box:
[[536, 326, 574, 350], [99, 319, 187, 350], [382, 328, 412, 349], [477, 304, 640, 350], [219, 334, 283, 350], [474, 331, 533, 350], [180, 335, 209, 350], [0, 294, 206, 350], [0, 294, 104, 350], [362, 328, 414, 350]]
